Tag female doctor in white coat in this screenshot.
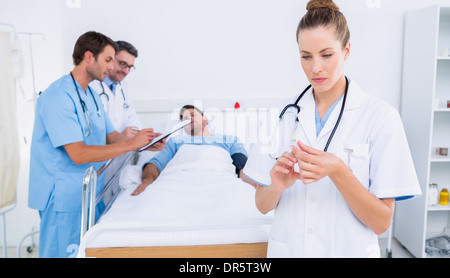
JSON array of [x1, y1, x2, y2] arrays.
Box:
[[243, 0, 421, 258]]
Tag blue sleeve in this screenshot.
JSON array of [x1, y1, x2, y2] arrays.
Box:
[[227, 135, 247, 156], [41, 92, 84, 148], [143, 138, 178, 173]]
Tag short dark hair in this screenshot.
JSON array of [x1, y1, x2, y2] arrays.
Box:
[[116, 40, 138, 58], [72, 31, 118, 66], [179, 105, 203, 121]]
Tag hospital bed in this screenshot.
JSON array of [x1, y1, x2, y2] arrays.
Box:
[[77, 99, 278, 258], [78, 148, 271, 258], [77, 97, 398, 258]]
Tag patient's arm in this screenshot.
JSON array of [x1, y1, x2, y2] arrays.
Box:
[[131, 163, 160, 196]]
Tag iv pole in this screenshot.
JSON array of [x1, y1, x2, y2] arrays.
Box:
[[0, 22, 18, 259], [0, 23, 46, 106], [0, 23, 45, 258], [17, 32, 46, 107]]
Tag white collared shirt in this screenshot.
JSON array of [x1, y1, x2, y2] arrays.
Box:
[[244, 79, 421, 257], [89, 79, 142, 133]]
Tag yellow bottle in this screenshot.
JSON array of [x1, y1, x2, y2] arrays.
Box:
[[440, 188, 449, 206]]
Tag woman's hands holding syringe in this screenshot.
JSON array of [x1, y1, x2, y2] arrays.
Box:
[[270, 140, 344, 189], [290, 140, 344, 184]]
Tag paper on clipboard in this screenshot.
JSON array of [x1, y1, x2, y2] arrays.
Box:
[[139, 120, 192, 152]]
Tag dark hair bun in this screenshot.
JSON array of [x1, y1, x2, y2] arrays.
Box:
[[306, 0, 340, 12]]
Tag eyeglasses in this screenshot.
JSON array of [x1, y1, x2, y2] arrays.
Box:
[[117, 60, 135, 71]]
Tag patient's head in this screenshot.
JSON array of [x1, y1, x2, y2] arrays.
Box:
[[179, 105, 210, 136]]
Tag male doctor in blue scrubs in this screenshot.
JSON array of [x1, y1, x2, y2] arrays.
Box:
[[28, 31, 165, 258]]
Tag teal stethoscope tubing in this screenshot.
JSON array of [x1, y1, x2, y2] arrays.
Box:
[[99, 82, 130, 109], [69, 72, 101, 136]]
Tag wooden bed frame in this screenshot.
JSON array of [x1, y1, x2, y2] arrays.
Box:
[[85, 242, 268, 258]]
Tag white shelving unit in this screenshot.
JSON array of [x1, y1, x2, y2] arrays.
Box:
[[395, 5, 450, 258]]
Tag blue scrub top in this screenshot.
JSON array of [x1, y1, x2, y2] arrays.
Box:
[[28, 75, 116, 212], [314, 95, 344, 136]]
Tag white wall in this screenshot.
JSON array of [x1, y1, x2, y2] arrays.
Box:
[[0, 0, 65, 252], [53, 0, 450, 108], [2, 0, 450, 250]]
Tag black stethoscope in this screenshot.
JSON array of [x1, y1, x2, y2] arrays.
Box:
[[99, 82, 130, 109], [277, 76, 349, 154], [70, 72, 101, 137]]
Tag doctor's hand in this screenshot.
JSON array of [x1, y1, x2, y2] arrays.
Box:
[[269, 151, 301, 193], [122, 126, 140, 139], [291, 140, 344, 184], [146, 137, 166, 152], [130, 128, 161, 151]]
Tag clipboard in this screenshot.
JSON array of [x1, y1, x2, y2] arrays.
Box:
[[139, 120, 192, 152]]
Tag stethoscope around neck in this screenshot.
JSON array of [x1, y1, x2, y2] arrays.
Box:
[[270, 76, 349, 159], [70, 72, 101, 137], [99, 82, 130, 109]]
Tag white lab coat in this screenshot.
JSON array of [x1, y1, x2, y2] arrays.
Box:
[[90, 79, 143, 202], [244, 79, 421, 258], [90, 80, 142, 133]]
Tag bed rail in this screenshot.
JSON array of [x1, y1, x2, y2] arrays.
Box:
[[80, 151, 137, 242]]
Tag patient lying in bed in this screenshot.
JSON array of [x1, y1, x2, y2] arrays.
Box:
[[80, 131, 271, 252], [131, 105, 250, 196]]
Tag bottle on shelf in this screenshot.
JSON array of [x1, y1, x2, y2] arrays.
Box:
[[428, 183, 439, 206], [439, 188, 449, 206]]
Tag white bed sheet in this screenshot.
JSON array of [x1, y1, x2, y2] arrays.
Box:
[[78, 144, 272, 256]]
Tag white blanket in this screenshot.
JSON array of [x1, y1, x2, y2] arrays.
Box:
[[105, 144, 267, 226], [78, 145, 272, 253]]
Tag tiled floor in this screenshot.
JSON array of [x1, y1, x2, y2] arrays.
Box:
[[378, 237, 414, 258], [3, 246, 38, 258]]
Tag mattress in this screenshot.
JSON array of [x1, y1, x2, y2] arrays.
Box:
[[78, 144, 272, 257]]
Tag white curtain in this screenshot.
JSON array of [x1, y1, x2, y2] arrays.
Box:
[[0, 31, 20, 210]]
